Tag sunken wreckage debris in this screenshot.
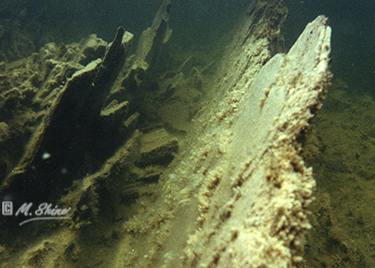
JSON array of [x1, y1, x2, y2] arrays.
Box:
[[0, 0, 332, 267], [0, 0, 176, 228]]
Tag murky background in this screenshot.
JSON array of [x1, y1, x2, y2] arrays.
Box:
[[284, 0, 375, 95], [2, 0, 373, 94], [284, 1, 375, 267], [0, 0, 248, 61]]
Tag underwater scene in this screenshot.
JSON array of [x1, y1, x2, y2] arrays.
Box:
[[0, 0, 373, 267]]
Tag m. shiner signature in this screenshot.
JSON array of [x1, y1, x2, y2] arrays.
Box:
[[16, 202, 71, 226]]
